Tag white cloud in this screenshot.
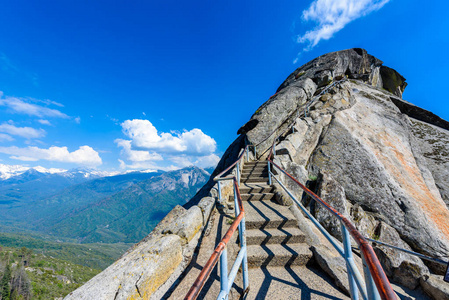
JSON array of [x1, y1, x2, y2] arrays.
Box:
[[0, 133, 14, 142], [193, 154, 220, 169], [10, 155, 38, 161], [37, 119, 51, 126], [117, 159, 177, 172], [74, 117, 81, 124], [121, 119, 216, 155], [115, 139, 163, 162], [0, 145, 102, 166], [297, 0, 390, 51], [0, 92, 69, 118], [170, 154, 220, 169], [117, 119, 219, 170], [0, 123, 46, 139], [118, 159, 126, 169]]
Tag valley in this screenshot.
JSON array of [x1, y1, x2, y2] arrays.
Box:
[[0, 165, 210, 298]]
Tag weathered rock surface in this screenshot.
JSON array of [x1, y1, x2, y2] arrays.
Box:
[[242, 78, 316, 156], [409, 119, 449, 206], [65, 234, 183, 299], [308, 81, 449, 267], [373, 222, 429, 289], [241, 48, 414, 159], [241, 48, 449, 296], [420, 274, 449, 300], [65, 198, 215, 299], [162, 205, 202, 245]]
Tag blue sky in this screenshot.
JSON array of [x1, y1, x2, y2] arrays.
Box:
[[0, 0, 448, 171]]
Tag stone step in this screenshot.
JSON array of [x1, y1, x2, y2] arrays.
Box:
[[241, 169, 268, 175], [243, 166, 267, 172], [242, 168, 267, 173], [242, 178, 268, 183], [243, 163, 267, 169], [246, 227, 306, 246], [239, 193, 275, 201], [244, 200, 297, 229], [247, 243, 312, 268], [244, 161, 267, 165], [241, 174, 267, 180], [239, 184, 274, 194], [241, 174, 268, 180]]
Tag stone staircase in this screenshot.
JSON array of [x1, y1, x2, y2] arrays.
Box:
[[238, 161, 312, 269], [167, 159, 350, 300]]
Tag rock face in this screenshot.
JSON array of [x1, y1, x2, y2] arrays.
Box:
[[239, 48, 413, 158], [241, 48, 449, 295]]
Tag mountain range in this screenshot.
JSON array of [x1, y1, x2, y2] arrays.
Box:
[[0, 165, 210, 244]]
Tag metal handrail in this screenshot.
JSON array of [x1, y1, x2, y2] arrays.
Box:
[[185, 146, 250, 300], [365, 238, 448, 266], [267, 141, 397, 300]]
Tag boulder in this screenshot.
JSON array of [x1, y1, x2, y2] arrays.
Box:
[[197, 196, 215, 225], [276, 140, 297, 160], [244, 79, 315, 156], [373, 222, 429, 289], [292, 114, 331, 165], [420, 274, 449, 300], [162, 206, 203, 245], [314, 172, 352, 241], [311, 245, 351, 296], [285, 130, 306, 149], [380, 66, 407, 98], [276, 48, 384, 93], [273, 183, 294, 206]]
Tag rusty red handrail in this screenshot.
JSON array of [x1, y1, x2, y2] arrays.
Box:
[[268, 142, 396, 300], [185, 177, 245, 300]]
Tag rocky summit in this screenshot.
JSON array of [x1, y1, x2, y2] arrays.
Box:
[[67, 49, 449, 300]]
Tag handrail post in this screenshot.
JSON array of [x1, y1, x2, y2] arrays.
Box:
[[235, 182, 249, 294], [217, 180, 222, 203], [246, 147, 249, 162], [220, 247, 228, 296], [234, 183, 239, 217], [236, 162, 240, 185], [361, 252, 381, 300], [341, 222, 359, 300], [268, 161, 272, 185], [241, 221, 249, 294], [254, 145, 257, 159]]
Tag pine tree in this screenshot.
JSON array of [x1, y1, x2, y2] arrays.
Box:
[[0, 263, 12, 300]]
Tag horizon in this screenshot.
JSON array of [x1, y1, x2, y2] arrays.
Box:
[[1, 0, 448, 172]]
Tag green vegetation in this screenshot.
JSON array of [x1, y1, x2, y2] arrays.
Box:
[[308, 174, 318, 181], [0, 246, 100, 299], [226, 216, 236, 225], [0, 167, 208, 298], [0, 232, 130, 270], [49, 170, 208, 244], [0, 168, 207, 245]]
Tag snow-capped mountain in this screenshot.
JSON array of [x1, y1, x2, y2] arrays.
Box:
[[0, 164, 66, 180], [0, 164, 120, 181]]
